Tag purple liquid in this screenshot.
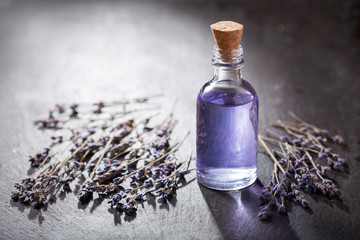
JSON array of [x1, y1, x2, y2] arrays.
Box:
[[196, 79, 258, 190]]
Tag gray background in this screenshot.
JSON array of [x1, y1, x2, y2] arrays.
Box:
[[0, 0, 359, 239]]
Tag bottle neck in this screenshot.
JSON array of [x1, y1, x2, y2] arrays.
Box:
[[212, 45, 244, 82]]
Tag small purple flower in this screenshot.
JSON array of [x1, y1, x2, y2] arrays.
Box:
[[320, 129, 329, 137], [330, 188, 341, 196], [87, 128, 96, 135], [272, 150, 280, 158], [175, 170, 185, 178], [135, 194, 144, 200], [258, 206, 271, 221], [70, 104, 79, 118], [277, 204, 286, 214], [333, 162, 342, 170], [293, 139, 301, 146], [300, 199, 310, 208], [280, 136, 290, 142], [130, 175, 137, 184], [144, 179, 153, 188], [300, 126, 308, 132], [113, 176, 124, 185], [94, 108, 102, 114], [155, 187, 173, 199]]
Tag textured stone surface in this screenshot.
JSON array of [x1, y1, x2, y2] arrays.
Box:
[[0, 0, 359, 239]]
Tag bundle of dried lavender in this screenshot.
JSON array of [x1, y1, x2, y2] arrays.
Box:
[[11, 96, 192, 214], [258, 112, 345, 220]]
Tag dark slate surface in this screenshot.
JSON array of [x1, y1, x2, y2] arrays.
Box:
[[0, 0, 359, 239]]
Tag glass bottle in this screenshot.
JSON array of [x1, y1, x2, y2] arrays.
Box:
[[196, 45, 258, 191]]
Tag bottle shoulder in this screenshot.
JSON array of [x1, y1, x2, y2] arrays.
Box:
[[199, 79, 257, 106]]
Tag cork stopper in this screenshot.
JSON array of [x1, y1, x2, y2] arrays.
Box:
[[210, 21, 244, 50]]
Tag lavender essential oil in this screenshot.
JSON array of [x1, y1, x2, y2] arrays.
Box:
[[196, 21, 258, 190]]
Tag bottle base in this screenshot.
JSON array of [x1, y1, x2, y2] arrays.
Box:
[[197, 167, 257, 191]]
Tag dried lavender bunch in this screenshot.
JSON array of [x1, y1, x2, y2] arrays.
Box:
[[11, 96, 193, 214], [11, 134, 92, 208], [34, 95, 161, 130], [76, 115, 191, 214], [28, 148, 51, 167], [107, 153, 192, 213], [14, 116, 140, 208], [258, 112, 345, 221]]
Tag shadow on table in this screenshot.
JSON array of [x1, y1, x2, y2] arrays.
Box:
[[9, 175, 196, 226], [10, 199, 46, 225], [78, 177, 196, 226], [306, 191, 350, 214], [199, 179, 300, 240]]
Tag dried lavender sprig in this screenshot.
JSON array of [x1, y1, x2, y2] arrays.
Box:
[[258, 113, 346, 221], [123, 131, 190, 179], [260, 135, 319, 153], [108, 112, 164, 161], [75, 120, 139, 199], [54, 138, 90, 173], [108, 153, 194, 211], [53, 94, 162, 112], [129, 152, 193, 193], [76, 118, 187, 202], [37, 96, 160, 130], [261, 133, 343, 172], [90, 135, 115, 180], [259, 135, 285, 174], [258, 138, 311, 220]]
